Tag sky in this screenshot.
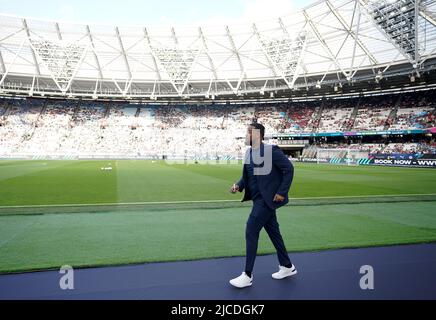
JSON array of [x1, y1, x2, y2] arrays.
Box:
[[0, 0, 311, 27]]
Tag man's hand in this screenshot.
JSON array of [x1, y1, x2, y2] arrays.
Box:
[[273, 194, 285, 202], [230, 184, 240, 194]]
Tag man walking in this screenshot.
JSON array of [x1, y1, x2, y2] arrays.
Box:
[[229, 123, 296, 288]]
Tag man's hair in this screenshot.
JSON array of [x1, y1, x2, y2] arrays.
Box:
[[249, 122, 265, 140]]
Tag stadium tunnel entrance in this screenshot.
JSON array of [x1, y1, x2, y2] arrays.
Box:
[[275, 144, 304, 158]]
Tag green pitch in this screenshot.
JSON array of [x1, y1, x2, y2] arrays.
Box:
[[0, 160, 435, 273], [1, 160, 435, 206]]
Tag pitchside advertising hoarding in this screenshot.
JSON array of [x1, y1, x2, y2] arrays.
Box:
[[275, 128, 431, 138], [368, 153, 436, 167], [370, 158, 436, 167], [298, 154, 436, 167]]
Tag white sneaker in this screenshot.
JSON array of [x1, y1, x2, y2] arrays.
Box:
[[272, 265, 298, 280], [229, 272, 253, 288]]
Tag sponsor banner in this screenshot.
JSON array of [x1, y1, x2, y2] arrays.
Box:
[[371, 158, 436, 167], [370, 153, 436, 160], [300, 157, 436, 167], [274, 129, 427, 138], [344, 131, 357, 136], [420, 154, 436, 159], [360, 131, 378, 136], [301, 157, 359, 165], [358, 158, 371, 165], [371, 154, 419, 160], [330, 157, 343, 164], [298, 158, 329, 163]]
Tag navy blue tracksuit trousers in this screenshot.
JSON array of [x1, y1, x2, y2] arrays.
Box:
[[245, 197, 292, 273]]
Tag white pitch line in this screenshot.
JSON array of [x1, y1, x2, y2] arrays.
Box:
[[0, 199, 240, 209], [1, 193, 435, 209]]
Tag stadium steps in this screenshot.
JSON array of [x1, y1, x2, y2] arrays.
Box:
[[222, 111, 228, 128], [135, 107, 141, 117], [34, 101, 46, 119], [0, 103, 10, 117], [346, 97, 361, 131], [384, 94, 402, 130], [1, 103, 11, 118], [22, 101, 48, 141], [338, 150, 347, 158], [39, 101, 48, 119], [302, 145, 318, 158], [72, 101, 81, 122], [103, 104, 111, 118], [312, 99, 325, 132]]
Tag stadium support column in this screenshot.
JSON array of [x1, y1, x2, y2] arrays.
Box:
[[144, 28, 162, 96], [115, 27, 132, 93], [252, 23, 278, 79], [325, 0, 378, 66], [22, 19, 41, 77], [0, 50, 6, 74], [357, 0, 416, 66], [0, 39, 26, 87], [55, 22, 62, 41], [226, 26, 246, 94], [302, 10, 348, 79], [419, 3, 436, 27], [414, 0, 420, 71], [199, 27, 218, 96], [86, 25, 104, 81]]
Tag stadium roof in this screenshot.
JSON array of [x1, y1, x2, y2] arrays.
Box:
[[1, 0, 436, 99]]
